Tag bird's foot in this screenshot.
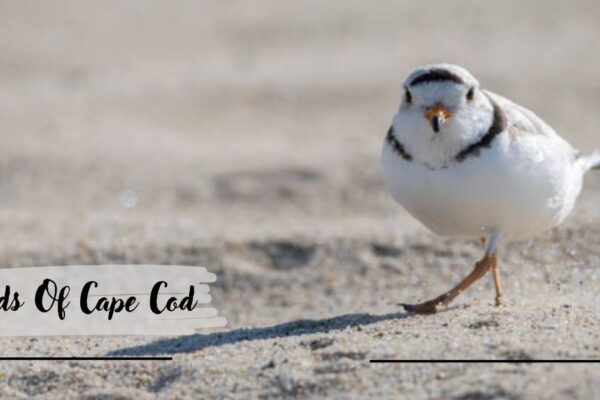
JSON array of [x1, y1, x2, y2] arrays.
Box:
[[494, 295, 506, 307], [400, 254, 495, 315], [400, 297, 449, 314]]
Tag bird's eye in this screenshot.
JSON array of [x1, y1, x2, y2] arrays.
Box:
[[466, 87, 475, 101], [404, 89, 412, 104]]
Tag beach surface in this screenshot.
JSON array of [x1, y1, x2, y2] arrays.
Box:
[[1, 1, 600, 398]]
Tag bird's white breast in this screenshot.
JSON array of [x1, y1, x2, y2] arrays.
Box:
[[381, 132, 583, 240]]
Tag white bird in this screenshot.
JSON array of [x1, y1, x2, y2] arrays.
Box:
[[381, 63, 600, 313]]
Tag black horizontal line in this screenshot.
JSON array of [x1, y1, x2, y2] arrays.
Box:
[[0, 357, 172, 361], [370, 359, 600, 363]]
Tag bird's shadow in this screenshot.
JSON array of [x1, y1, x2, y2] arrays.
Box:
[[109, 311, 411, 356]]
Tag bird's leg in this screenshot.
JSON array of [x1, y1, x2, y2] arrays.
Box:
[[401, 231, 501, 314], [491, 255, 505, 306], [401, 253, 495, 313]]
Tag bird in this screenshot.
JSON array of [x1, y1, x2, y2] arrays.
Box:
[[381, 63, 600, 314]]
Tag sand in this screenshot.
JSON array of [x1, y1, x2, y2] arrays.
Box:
[[1, 1, 600, 398]]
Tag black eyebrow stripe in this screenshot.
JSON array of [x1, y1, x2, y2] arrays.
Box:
[[409, 68, 465, 86]]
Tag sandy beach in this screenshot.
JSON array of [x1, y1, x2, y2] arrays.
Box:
[[2, 1, 600, 398]]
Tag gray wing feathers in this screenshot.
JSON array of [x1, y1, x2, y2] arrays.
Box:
[[483, 90, 560, 138]]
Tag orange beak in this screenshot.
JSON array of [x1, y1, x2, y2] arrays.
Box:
[[424, 103, 451, 133]]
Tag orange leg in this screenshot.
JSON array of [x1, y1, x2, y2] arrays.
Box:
[[491, 255, 505, 306], [401, 253, 496, 314]]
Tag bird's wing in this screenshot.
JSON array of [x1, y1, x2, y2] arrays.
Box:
[[484, 90, 580, 163], [483, 90, 561, 139]]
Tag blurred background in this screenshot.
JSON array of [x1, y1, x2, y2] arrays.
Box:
[[3, 1, 600, 236]]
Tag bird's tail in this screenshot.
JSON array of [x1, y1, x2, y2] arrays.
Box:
[[578, 151, 600, 172]]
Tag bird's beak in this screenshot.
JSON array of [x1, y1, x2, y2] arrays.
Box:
[[424, 103, 451, 133]]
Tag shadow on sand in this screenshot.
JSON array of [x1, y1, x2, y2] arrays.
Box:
[[109, 311, 410, 356]]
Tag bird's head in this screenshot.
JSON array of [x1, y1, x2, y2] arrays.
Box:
[[392, 63, 495, 167]]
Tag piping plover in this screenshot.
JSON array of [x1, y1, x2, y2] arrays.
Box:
[[381, 63, 600, 313]]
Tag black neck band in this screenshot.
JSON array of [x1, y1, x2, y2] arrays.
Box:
[[386, 125, 412, 161], [455, 95, 506, 162]]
